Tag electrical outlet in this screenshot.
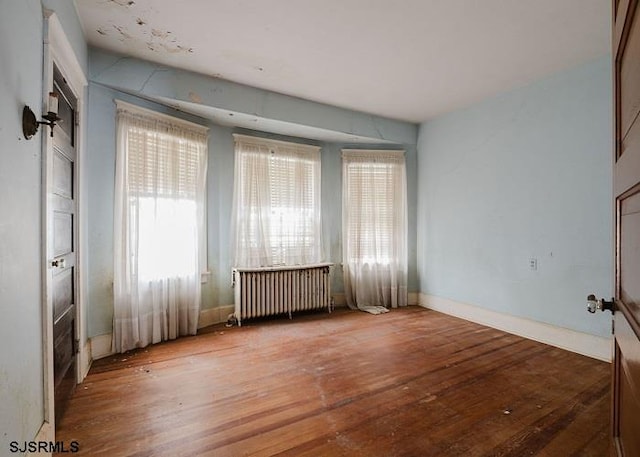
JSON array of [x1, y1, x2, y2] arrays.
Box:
[[529, 258, 538, 271]]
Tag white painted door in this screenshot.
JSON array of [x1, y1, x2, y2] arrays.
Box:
[[49, 64, 78, 424]]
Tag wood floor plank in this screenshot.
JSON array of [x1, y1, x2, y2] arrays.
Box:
[[55, 307, 610, 456]]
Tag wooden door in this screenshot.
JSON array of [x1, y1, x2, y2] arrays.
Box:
[[50, 64, 78, 424], [612, 0, 640, 455]]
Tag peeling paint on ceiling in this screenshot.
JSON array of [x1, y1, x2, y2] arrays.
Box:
[[76, 0, 610, 122], [85, 0, 195, 56], [106, 0, 135, 7]]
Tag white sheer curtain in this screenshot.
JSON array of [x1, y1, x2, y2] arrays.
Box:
[[342, 149, 408, 310], [231, 134, 322, 267], [113, 102, 208, 353]]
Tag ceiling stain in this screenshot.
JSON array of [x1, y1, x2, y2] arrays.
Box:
[[95, 12, 194, 56], [157, 43, 193, 54], [188, 92, 203, 104], [105, 0, 135, 6], [151, 28, 171, 39], [113, 25, 132, 39]]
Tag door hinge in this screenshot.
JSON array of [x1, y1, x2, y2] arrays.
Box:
[[75, 338, 80, 354]]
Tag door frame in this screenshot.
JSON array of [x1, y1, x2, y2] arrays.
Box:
[[41, 10, 88, 433]]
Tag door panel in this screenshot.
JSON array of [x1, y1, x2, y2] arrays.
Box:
[[53, 306, 75, 385], [620, 190, 640, 317], [52, 268, 73, 321], [53, 211, 73, 257], [620, 10, 640, 140], [614, 313, 640, 456], [616, 110, 640, 195], [613, 1, 640, 455], [53, 151, 73, 198]]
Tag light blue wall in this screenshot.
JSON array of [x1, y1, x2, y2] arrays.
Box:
[[85, 83, 116, 337], [417, 56, 613, 337], [85, 70, 419, 338], [42, 0, 88, 72], [0, 0, 87, 449], [205, 123, 235, 311], [0, 1, 45, 448]]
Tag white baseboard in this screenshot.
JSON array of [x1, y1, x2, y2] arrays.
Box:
[[198, 305, 235, 329], [333, 293, 346, 307], [332, 292, 419, 308], [90, 333, 114, 360], [27, 421, 53, 456], [80, 339, 92, 380], [419, 293, 612, 362], [198, 308, 218, 328]]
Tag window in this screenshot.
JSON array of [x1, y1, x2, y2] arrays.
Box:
[[342, 149, 408, 309], [113, 101, 208, 352], [231, 134, 322, 267], [122, 106, 208, 281], [344, 161, 396, 265]]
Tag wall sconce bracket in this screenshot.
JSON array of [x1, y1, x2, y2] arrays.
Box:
[[22, 105, 61, 139]]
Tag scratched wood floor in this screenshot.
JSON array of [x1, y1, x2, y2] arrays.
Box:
[[55, 307, 610, 456]]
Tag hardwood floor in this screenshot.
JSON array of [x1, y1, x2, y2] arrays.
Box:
[[56, 307, 610, 456]]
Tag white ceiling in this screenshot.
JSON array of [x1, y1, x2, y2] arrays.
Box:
[[75, 0, 610, 124]]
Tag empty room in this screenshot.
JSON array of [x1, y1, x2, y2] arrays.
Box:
[[1, 0, 639, 456]]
